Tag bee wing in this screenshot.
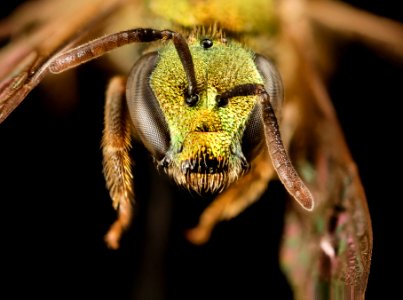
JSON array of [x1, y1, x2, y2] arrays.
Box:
[[280, 63, 373, 296], [0, 0, 130, 124], [307, 0, 403, 62], [277, 1, 374, 296]]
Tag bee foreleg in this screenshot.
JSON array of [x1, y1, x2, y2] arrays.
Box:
[[102, 76, 134, 249]]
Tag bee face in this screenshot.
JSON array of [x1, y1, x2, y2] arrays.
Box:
[[129, 35, 264, 193]]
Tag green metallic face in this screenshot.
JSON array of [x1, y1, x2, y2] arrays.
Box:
[[150, 34, 264, 193]]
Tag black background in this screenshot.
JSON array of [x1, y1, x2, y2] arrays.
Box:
[[0, 1, 402, 299]]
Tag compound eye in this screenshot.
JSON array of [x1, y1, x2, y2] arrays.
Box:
[[201, 38, 213, 49], [126, 52, 170, 159], [254, 54, 283, 116]]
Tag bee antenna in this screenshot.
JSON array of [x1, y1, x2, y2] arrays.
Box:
[[162, 30, 198, 98]]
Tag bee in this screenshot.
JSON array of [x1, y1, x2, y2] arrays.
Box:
[[2, 0, 401, 299]]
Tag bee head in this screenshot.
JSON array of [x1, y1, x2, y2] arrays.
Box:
[[126, 31, 280, 194]]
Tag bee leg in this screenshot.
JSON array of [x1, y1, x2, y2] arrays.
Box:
[[102, 76, 134, 249], [186, 148, 274, 244]]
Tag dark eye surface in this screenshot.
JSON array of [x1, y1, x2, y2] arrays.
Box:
[[126, 52, 170, 159], [254, 54, 283, 116], [200, 38, 213, 49]]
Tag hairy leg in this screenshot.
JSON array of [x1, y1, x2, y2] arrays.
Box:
[[102, 76, 134, 249]]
